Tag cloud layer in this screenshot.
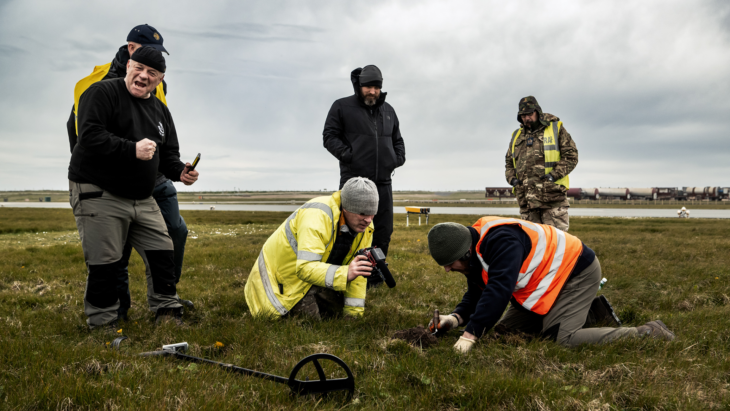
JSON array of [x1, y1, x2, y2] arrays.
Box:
[[1, 0, 728, 191]]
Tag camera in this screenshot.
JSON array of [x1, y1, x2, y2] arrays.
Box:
[[355, 247, 396, 288]]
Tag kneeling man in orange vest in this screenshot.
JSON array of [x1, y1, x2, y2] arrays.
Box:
[[427, 217, 675, 354]]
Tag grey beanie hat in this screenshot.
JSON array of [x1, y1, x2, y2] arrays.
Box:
[[427, 223, 472, 266], [341, 177, 379, 215]]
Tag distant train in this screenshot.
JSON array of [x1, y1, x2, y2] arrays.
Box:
[[485, 187, 730, 201]]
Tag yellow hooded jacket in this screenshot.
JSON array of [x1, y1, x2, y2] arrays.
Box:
[[244, 191, 373, 318]]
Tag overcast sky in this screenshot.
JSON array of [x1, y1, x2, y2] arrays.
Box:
[[1, 0, 728, 192]]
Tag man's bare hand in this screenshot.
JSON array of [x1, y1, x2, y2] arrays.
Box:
[[136, 139, 157, 160], [181, 162, 199, 185], [347, 255, 372, 281]]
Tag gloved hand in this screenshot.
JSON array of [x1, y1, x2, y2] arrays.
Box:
[[510, 178, 521, 187], [540, 174, 555, 183], [428, 314, 459, 333], [453, 336, 477, 354]]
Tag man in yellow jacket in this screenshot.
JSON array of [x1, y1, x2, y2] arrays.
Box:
[[245, 177, 379, 319]]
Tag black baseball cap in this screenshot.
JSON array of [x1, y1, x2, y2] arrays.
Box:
[[127, 24, 169, 55]]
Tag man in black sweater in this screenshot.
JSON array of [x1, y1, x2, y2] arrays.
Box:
[[426, 218, 675, 354], [67, 24, 193, 321], [323, 65, 406, 288], [68, 47, 199, 329]]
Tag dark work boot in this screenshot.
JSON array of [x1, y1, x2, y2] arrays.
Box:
[[636, 320, 675, 341], [583, 295, 622, 328], [155, 307, 184, 326]]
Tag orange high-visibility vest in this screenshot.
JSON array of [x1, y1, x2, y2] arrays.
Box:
[[473, 216, 584, 315]]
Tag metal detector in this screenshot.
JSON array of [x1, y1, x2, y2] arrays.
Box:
[[112, 337, 355, 399]]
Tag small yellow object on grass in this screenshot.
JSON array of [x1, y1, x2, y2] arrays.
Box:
[[117, 329, 122, 334], [215, 341, 224, 348]]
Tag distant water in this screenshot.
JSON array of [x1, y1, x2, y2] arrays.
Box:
[[3, 202, 730, 219]]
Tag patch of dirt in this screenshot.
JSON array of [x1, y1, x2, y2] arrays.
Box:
[[391, 326, 438, 348]]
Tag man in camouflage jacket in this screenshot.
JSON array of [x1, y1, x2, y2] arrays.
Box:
[[504, 96, 578, 231]]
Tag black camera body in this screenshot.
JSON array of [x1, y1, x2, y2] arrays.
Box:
[[355, 247, 396, 288]]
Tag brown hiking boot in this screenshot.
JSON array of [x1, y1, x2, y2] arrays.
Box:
[[155, 307, 184, 326], [635, 320, 675, 341]]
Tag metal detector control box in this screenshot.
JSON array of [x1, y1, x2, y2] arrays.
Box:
[[162, 342, 189, 352]]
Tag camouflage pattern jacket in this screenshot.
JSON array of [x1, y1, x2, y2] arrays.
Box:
[[504, 113, 578, 212]]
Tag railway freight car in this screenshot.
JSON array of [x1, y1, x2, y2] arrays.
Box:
[[720, 188, 730, 200], [683, 187, 722, 200], [628, 188, 657, 200], [655, 187, 681, 200], [597, 188, 629, 200], [567, 188, 583, 200], [484, 187, 514, 198], [581, 187, 599, 200]]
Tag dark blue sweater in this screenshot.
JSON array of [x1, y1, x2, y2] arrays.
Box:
[[453, 225, 595, 337]]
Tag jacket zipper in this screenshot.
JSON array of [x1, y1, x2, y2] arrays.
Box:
[[372, 109, 378, 181]]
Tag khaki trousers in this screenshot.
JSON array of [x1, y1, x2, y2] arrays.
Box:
[[70, 181, 181, 328], [522, 206, 570, 232], [497, 257, 637, 347]]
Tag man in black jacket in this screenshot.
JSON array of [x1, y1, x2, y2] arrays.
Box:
[[68, 47, 199, 329], [323, 65, 406, 287], [67, 24, 193, 321]]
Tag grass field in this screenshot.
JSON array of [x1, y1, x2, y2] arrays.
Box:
[[1, 208, 729, 410]]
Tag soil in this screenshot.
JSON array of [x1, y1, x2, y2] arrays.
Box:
[[391, 325, 438, 348]]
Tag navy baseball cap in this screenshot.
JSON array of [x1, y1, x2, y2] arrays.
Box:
[[127, 24, 169, 55]]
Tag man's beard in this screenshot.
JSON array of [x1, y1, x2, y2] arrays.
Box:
[[524, 118, 539, 130], [364, 95, 377, 106]]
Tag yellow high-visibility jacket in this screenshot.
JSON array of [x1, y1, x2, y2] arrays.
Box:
[[244, 191, 373, 318], [510, 121, 570, 189], [73, 62, 167, 134]]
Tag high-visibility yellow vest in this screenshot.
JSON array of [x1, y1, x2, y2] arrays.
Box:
[[73, 62, 167, 134], [510, 121, 570, 189], [473, 216, 583, 314], [244, 191, 373, 318]]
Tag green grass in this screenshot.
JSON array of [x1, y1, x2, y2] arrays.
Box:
[[1, 208, 729, 410]]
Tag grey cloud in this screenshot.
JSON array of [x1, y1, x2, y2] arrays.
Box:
[[0, 0, 728, 192]]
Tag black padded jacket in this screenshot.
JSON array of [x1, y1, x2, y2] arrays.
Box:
[[322, 68, 406, 187]]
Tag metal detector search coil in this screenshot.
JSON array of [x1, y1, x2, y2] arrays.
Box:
[[118, 338, 355, 399]]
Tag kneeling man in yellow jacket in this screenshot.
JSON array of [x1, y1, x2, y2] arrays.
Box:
[[245, 177, 378, 319]]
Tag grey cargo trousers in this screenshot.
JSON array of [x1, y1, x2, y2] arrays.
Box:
[[497, 257, 637, 347], [70, 181, 182, 328]]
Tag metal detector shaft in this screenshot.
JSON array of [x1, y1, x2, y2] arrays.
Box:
[[168, 351, 289, 385], [136, 346, 355, 398]]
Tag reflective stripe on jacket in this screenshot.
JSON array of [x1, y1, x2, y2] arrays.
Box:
[[244, 191, 373, 318], [510, 121, 569, 189], [73, 62, 167, 134], [473, 216, 583, 314]]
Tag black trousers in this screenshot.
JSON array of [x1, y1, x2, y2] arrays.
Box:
[[368, 184, 393, 287]]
